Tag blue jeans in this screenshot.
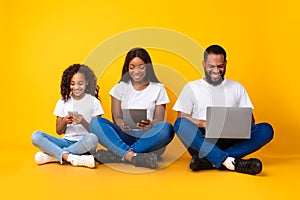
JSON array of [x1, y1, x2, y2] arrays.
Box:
[[31, 131, 98, 164], [89, 117, 174, 159], [174, 117, 274, 168]]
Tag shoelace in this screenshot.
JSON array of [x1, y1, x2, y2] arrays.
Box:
[[234, 160, 253, 172]]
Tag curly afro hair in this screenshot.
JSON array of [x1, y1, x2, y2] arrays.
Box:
[[60, 64, 99, 102]]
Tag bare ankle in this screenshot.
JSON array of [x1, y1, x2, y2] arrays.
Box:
[[62, 153, 70, 161], [125, 150, 135, 162]]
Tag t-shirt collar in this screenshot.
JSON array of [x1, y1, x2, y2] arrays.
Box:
[[200, 78, 227, 87]]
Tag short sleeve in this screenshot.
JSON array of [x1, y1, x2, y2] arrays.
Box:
[[237, 84, 254, 109], [172, 83, 195, 114], [53, 98, 65, 117], [156, 84, 170, 105], [109, 82, 124, 100], [92, 97, 104, 116]]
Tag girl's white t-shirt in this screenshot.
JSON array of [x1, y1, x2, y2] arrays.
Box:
[[53, 94, 104, 141], [172, 78, 253, 120], [109, 81, 169, 121]]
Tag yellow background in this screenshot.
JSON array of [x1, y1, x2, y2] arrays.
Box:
[[1, 0, 300, 199], [2, 0, 299, 153]]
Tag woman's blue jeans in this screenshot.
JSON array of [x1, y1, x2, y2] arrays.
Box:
[[174, 117, 274, 168], [89, 117, 174, 159], [31, 131, 98, 164]]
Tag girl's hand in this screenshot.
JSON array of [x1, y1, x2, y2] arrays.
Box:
[[64, 114, 74, 124], [137, 119, 152, 131], [72, 114, 85, 125], [69, 114, 90, 131]]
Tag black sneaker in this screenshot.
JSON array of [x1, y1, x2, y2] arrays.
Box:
[[131, 153, 158, 169], [94, 149, 123, 164], [189, 155, 214, 171], [234, 158, 262, 175]]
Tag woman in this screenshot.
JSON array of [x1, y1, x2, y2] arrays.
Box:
[[90, 47, 174, 169]]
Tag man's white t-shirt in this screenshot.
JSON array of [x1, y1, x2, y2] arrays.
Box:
[[109, 81, 169, 121], [172, 78, 253, 120], [53, 94, 104, 141]]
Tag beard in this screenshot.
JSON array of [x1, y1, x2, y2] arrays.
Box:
[[204, 69, 226, 86]]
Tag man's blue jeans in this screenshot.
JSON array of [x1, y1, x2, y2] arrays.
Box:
[[31, 131, 98, 164], [174, 117, 274, 168], [90, 117, 174, 159]]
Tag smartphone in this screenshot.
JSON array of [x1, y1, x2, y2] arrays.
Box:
[[68, 111, 78, 116]]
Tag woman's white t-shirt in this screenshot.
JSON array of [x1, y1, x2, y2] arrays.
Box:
[[109, 81, 169, 121], [53, 94, 104, 141], [172, 78, 253, 120]]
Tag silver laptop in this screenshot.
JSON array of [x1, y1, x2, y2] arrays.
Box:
[[122, 109, 147, 129], [205, 107, 252, 139]]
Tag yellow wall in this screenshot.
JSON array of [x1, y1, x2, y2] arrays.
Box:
[[1, 0, 300, 154]]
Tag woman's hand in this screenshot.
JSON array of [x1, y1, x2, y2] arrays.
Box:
[[118, 122, 130, 132], [137, 119, 152, 131]]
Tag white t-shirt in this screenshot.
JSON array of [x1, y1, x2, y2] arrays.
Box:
[[109, 81, 169, 121], [172, 78, 253, 120], [53, 94, 104, 141]]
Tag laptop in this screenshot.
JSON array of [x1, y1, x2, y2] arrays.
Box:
[[122, 109, 147, 129], [205, 107, 252, 139]]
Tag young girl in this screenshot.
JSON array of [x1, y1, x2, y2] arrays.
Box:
[[90, 48, 174, 169], [31, 64, 104, 168]]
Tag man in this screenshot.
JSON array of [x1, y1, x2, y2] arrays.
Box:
[[173, 45, 273, 175]]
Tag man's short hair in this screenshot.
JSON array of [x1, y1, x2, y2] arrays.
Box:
[[204, 45, 227, 61]]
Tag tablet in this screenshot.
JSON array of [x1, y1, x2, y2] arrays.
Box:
[[122, 109, 147, 129]]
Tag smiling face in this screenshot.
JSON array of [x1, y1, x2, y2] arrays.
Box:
[[128, 57, 147, 84], [203, 53, 227, 86], [70, 72, 87, 100]]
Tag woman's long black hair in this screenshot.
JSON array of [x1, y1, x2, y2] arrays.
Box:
[[119, 47, 160, 83]]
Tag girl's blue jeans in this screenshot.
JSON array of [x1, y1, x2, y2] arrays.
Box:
[[174, 117, 274, 168], [89, 117, 174, 159], [31, 131, 98, 164]]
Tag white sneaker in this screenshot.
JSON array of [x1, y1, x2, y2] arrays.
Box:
[[69, 154, 95, 168], [35, 152, 59, 165]]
